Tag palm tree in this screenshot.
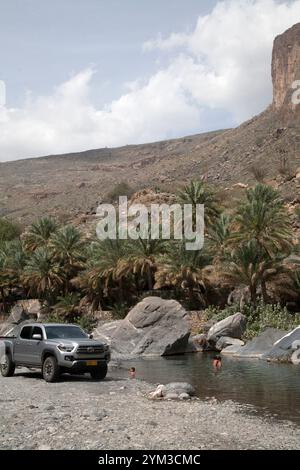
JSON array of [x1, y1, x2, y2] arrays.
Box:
[[232, 184, 293, 257], [178, 180, 220, 228], [155, 241, 212, 306], [223, 240, 287, 305], [117, 237, 166, 291], [23, 217, 58, 252], [0, 240, 27, 303], [53, 293, 81, 320], [73, 239, 128, 309], [0, 257, 15, 306], [22, 247, 65, 302], [49, 225, 85, 293], [207, 213, 232, 263]]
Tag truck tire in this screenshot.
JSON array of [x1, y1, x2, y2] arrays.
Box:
[[42, 356, 60, 383], [90, 364, 108, 380], [0, 353, 15, 377]]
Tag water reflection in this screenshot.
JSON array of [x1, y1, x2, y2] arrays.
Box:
[[116, 353, 300, 424]]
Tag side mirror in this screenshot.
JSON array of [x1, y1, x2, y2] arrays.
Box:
[[89, 334, 93, 339], [32, 334, 42, 341]]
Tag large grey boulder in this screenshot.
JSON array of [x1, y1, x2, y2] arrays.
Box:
[[185, 334, 208, 353], [207, 312, 247, 346], [93, 297, 190, 357], [262, 326, 300, 363], [0, 305, 29, 336], [0, 300, 47, 336], [222, 328, 287, 357], [215, 336, 244, 351]]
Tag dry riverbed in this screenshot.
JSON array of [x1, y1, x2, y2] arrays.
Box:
[[0, 367, 299, 450]]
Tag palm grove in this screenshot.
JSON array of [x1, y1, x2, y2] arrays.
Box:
[[1, 181, 300, 335]]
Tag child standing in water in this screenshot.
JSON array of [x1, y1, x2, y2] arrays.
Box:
[[129, 367, 136, 379]]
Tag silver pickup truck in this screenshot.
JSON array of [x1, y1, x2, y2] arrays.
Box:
[[0, 323, 110, 382]]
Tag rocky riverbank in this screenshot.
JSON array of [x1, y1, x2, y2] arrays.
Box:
[[0, 367, 299, 450]]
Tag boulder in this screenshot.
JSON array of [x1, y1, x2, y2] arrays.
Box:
[[163, 382, 195, 396], [179, 392, 190, 400], [149, 382, 195, 400], [207, 313, 247, 346], [93, 297, 190, 357], [215, 336, 244, 351], [8, 305, 28, 324], [186, 334, 208, 353], [262, 326, 300, 363], [201, 319, 216, 334], [0, 305, 30, 336], [0, 300, 48, 336], [18, 299, 44, 319], [233, 328, 287, 358]]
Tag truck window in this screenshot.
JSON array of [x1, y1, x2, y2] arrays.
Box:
[[20, 326, 32, 339], [31, 326, 43, 340]]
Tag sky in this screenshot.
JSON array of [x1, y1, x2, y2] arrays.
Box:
[[0, 0, 300, 162]]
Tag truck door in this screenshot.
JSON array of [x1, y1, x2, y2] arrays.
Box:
[[14, 325, 33, 364], [28, 326, 44, 365]]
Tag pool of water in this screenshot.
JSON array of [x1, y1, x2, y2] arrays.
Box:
[[115, 353, 300, 424]]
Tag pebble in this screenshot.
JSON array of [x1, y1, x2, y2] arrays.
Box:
[[0, 369, 300, 450]]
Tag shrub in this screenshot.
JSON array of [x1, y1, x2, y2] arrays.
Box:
[[109, 301, 130, 319], [278, 155, 294, 179], [106, 182, 134, 203], [242, 303, 300, 339], [249, 164, 267, 182], [201, 304, 239, 324], [0, 218, 21, 242], [202, 302, 300, 339], [255, 136, 264, 147]]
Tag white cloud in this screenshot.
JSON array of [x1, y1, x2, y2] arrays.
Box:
[[1, 0, 300, 161]]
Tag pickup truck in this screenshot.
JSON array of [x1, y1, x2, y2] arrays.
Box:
[[0, 323, 111, 382]]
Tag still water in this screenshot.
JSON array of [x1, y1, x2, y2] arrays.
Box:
[[116, 353, 300, 424]]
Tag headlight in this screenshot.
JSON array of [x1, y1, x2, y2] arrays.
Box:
[[57, 344, 74, 352]]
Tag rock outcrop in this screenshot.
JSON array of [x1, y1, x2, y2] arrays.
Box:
[[272, 23, 300, 123], [207, 313, 247, 347], [0, 300, 45, 336], [221, 328, 287, 358], [93, 297, 190, 357], [262, 326, 300, 363]]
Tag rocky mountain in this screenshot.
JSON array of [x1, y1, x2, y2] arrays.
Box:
[[0, 23, 300, 226]]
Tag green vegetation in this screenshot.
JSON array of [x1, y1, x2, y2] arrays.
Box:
[[106, 181, 135, 203], [202, 303, 300, 340], [0, 182, 299, 335], [0, 218, 21, 243]]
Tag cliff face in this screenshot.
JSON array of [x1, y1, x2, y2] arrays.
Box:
[[272, 23, 300, 123]]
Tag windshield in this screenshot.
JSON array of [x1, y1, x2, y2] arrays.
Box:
[[45, 325, 88, 339]]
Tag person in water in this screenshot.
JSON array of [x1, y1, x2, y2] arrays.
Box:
[[213, 355, 222, 370], [129, 367, 136, 379]]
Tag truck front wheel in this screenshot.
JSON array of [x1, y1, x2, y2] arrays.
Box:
[[42, 356, 60, 383], [0, 353, 15, 377], [90, 364, 108, 380]]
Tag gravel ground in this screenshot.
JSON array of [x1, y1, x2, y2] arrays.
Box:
[[0, 367, 299, 450]]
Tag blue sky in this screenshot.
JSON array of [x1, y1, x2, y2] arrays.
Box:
[[0, 0, 299, 161], [0, 0, 217, 108]]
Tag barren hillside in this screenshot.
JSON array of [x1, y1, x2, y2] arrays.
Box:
[[1, 23, 300, 226]]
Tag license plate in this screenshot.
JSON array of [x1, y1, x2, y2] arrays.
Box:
[[86, 360, 97, 366]]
